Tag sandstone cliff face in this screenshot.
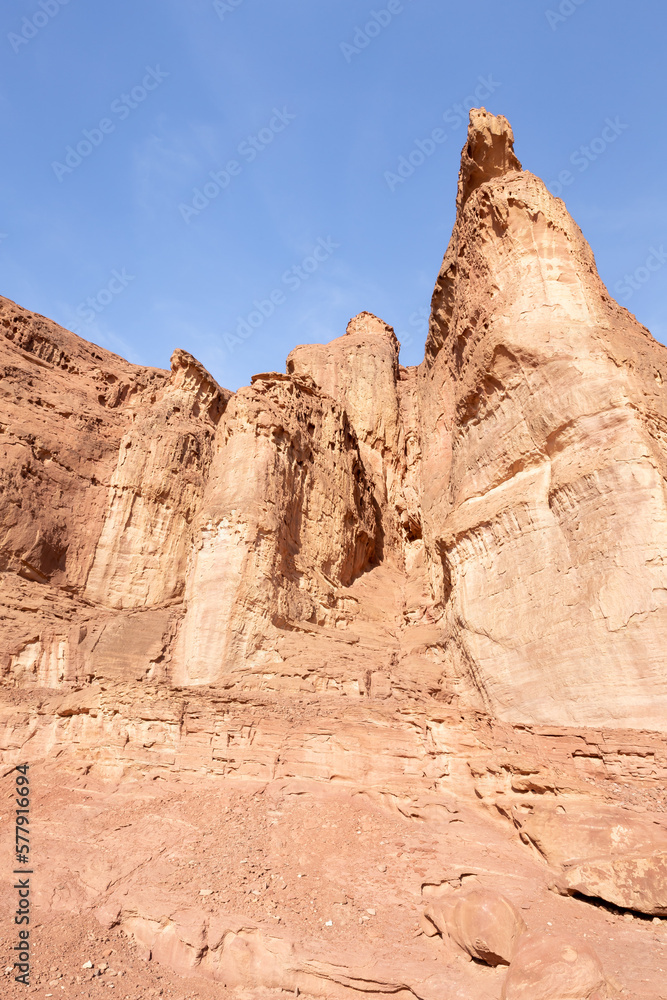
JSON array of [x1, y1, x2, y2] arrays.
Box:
[[2, 110, 666, 724], [287, 313, 410, 558], [171, 371, 378, 685], [1, 108, 667, 1000], [83, 348, 230, 610], [0, 305, 233, 687], [419, 108, 667, 729], [0, 296, 165, 590]]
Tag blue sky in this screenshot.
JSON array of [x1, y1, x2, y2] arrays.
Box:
[[1, 0, 665, 391]]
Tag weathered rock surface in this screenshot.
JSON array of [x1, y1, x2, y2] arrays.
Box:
[[287, 312, 413, 557], [171, 370, 378, 683], [425, 888, 527, 965], [1, 108, 667, 999], [507, 797, 667, 867], [562, 851, 667, 916], [420, 108, 667, 730], [4, 109, 667, 723], [83, 347, 230, 610], [501, 932, 613, 1000], [0, 295, 166, 591]]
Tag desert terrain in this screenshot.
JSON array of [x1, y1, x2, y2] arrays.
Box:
[[1, 109, 666, 999]]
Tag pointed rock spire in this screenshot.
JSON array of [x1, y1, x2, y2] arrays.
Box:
[[456, 107, 522, 210]]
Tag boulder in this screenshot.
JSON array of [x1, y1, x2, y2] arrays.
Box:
[[426, 888, 526, 966], [562, 851, 667, 916], [502, 931, 611, 1000]]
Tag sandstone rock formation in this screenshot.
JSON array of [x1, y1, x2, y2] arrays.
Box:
[[561, 851, 667, 916], [3, 109, 667, 723], [171, 370, 378, 684], [421, 108, 667, 731], [425, 888, 527, 965], [1, 108, 666, 999], [501, 932, 612, 1000]]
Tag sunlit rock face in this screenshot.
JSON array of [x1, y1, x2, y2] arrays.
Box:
[[3, 109, 667, 725], [170, 371, 378, 685], [1, 108, 667, 1000], [418, 108, 667, 729]]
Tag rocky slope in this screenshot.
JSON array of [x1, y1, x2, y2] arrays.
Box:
[[1, 109, 666, 1000]]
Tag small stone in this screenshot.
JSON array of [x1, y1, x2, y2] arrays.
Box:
[[199, 889, 213, 896], [82, 961, 93, 970], [377, 864, 387, 872], [420, 912, 439, 937], [367, 908, 376, 915]]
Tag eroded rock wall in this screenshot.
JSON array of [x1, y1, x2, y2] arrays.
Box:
[[2, 109, 667, 731], [170, 372, 378, 684], [83, 348, 230, 610], [2, 109, 667, 1000], [0, 296, 166, 591], [287, 313, 409, 559], [418, 108, 667, 729]]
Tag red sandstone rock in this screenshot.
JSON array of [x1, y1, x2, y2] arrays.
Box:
[[562, 851, 667, 916], [1, 108, 667, 999], [508, 797, 667, 867], [501, 932, 611, 1000], [420, 107, 667, 731], [426, 888, 527, 965]]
